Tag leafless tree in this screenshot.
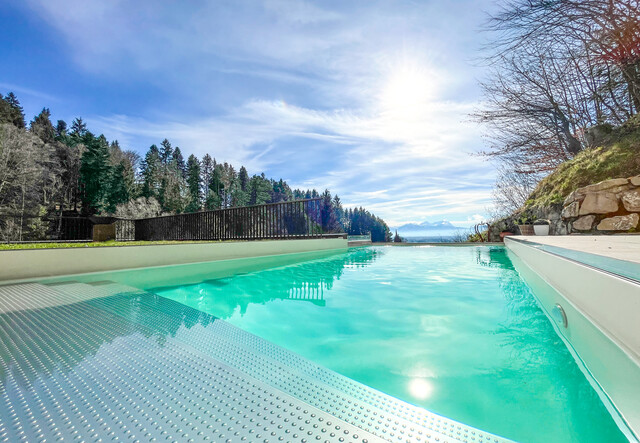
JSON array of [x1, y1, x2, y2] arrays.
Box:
[[492, 165, 540, 216], [477, 41, 591, 173], [475, 0, 639, 210], [487, 0, 639, 113], [0, 124, 55, 240]]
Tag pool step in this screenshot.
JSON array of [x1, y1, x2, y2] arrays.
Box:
[[0, 281, 379, 443], [49, 281, 510, 443], [0, 281, 107, 313]]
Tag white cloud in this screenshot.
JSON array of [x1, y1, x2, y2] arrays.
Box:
[[24, 0, 498, 225], [90, 95, 494, 226]]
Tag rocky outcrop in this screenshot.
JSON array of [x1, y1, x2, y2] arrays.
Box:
[[488, 203, 569, 240], [578, 192, 618, 214], [596, 214, 639, 231], [562, 176, 640, 233], [561, 201, 580, 218], [580, 177, 628, 193], [622, 190, 640, 212], [573, 215, 596, 231]]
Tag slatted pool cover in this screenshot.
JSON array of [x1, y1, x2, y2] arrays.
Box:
[[0, 282, 508, 443]]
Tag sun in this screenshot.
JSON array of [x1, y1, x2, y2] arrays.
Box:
[[379, 65, 436, 115]]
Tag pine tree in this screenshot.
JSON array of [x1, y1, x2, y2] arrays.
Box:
[[231, 165, 250, 207], [4, 92, 25, 128], [320, 189, 339, 232], [201, 154, 213, 200], [248, 174, 272, 205], [186, 154, 201, 212], [207, 163, 225, 209], [0, 96, 12, 126], [140, 145, 161, 199], [55, 120, 67, 138], [332, 194, 345, 227], [70, 118, 87, 137], [0, 94, 393, 240], [270, 178, 291, 203], [238, 166, 249, 191], [50, 134, 82, 213], [160, 163, 189, 213], [108, 141, 138, 200], [221, 163, 236, 208], [160, 139, 173, 164], [344, 206, 391, 242], [79, 133, 111, 214], [30, 108, 56, 143], [173, 147, 186, 178], [105, 163, 129, 213]]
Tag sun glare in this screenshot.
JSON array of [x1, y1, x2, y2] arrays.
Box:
[[379, 65, 436, 114], [408, 378, 434, 400], [373, 63, 442, 144]]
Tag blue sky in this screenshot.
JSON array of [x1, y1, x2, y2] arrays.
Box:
[[1, 0, 498, 227]]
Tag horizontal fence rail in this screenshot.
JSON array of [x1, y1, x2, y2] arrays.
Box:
[[134, 198, 325, 241]]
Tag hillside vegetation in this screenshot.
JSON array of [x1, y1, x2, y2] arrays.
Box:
[[0, 92, 392, 242], [525, 116, 640, 208]]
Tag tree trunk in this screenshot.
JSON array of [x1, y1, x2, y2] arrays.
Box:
[[553, 105, 583, 156], [622, 62, 640, 115]]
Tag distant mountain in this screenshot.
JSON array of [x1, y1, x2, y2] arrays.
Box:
[[394, 220, 456, 231]]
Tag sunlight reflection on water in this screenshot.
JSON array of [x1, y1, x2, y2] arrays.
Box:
[[154, 246, 627, 443]]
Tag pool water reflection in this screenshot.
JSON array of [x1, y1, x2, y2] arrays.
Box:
[[154, 246, 627, 443]]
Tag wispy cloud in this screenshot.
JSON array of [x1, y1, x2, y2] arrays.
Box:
[[21, 0, 497, 225], [0, 83, 58, 103], [90, 96, 493, 226]]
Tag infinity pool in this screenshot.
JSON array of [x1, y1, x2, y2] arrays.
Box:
[[154, 245, 627, 442]]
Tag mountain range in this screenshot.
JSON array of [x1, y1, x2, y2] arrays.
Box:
[[392, 220, 457, 232]]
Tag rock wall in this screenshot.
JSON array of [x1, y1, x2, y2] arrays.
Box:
[[488, 203, 569, 240], [562, 176, 640, 233]]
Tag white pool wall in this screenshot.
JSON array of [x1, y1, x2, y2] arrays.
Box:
[[505, 238, 640, 440], [0, 238, 348, 284]]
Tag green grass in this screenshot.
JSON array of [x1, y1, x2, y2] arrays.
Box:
[[0, 240, 226, 250], [525, 116, 640, 208]]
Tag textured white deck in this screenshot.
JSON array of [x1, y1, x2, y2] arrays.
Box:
[[515, 235, 640, 264], [0, 281, 509, 443]]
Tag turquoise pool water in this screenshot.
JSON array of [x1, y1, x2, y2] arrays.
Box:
[[153, 246, 628, 442]]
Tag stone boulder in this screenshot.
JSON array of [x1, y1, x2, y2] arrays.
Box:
[[577, 177, 629, 194], [572, 215, 596, 231], [596, 213, 639, 231], [578, 192, 618, 215], [563, 190, 586, 207], [622, 190, 640, 212], [561, 175, 640, 234], [561, 201, 580, 219]]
